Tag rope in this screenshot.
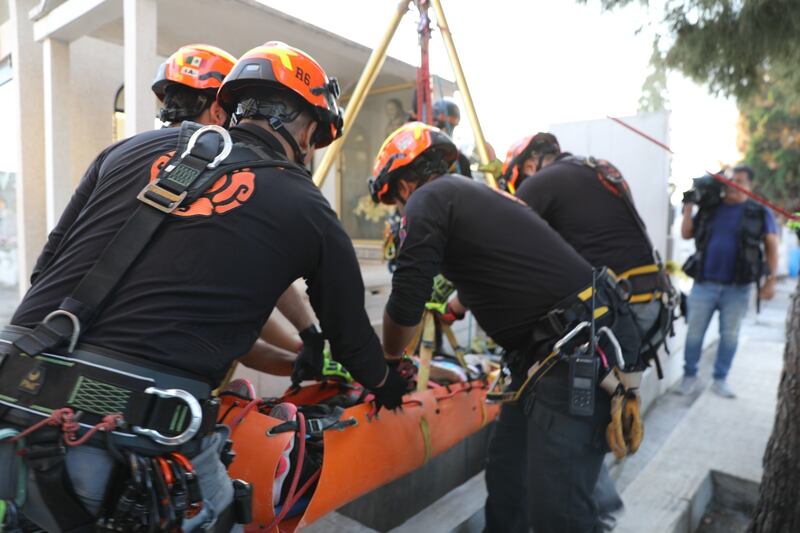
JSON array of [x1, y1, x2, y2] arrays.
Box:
[[9, 407, 122, 447], [226, 397, 264, 429], [264, 410, 307, 530], [64, 414, 123, 447]]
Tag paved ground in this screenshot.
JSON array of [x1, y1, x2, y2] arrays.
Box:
[[360, 278, 794, 533], [614, 278, 792, 533]]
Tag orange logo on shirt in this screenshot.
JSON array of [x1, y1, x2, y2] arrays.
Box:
[[149, 152, 256, 217]]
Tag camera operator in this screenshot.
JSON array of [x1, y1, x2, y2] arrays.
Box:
[[678, 165, 778, 398]]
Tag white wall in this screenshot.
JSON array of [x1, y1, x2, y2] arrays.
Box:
[[68, 37, 124, 184], [548, 111, 672, 259], [547, 112, 686, 409]]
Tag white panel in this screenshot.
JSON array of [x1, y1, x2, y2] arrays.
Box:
[[549, 111, 672, 260], [123, 0, 156, 137], [43, 37, 71, 230]]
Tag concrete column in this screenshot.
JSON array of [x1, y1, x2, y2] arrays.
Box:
[[43, 37, 71, 231], [10, 0, 46, 295], [123, 0, 157, 137]]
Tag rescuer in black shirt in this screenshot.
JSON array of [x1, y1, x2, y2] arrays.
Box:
[[3, 43, 407, 531], [149, 43, 343, 384], [368, 122, 642, 533], [12, 123, 388, 388], [511, 135, 652, 273], [511, 133, 676, 375]]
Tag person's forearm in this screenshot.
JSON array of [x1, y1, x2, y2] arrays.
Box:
[[239, 338, 296, 376], [276, 283, 316, 332], [261, 312, 302, 352], [765, 234, 779, 277], [383, 309, 420, 359], [448, 294, 466, 316], [681, 204, 694, 239]]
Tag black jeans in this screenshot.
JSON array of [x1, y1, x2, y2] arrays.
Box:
[[484, 376, 609, 533], [484, 309, 640, 533]]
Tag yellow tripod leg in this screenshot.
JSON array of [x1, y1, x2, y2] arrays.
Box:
[[417, 311, 437, 392], [213, 361, 239, 396], [441, 323, 468, 370], [405, 319, 424, 357]]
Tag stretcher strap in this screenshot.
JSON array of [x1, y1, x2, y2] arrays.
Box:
[[419, 416, 432, 465], [513, 351, 561, 402]]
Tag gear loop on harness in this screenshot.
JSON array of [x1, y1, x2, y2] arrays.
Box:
[[131, 387, 203, 446], [180, 124, 233, 169], [41, 310, 81, 354]]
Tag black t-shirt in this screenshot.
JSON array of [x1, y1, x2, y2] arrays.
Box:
[[385, 175, 592, 351], [515, 155, 654, 274], [12, 124, 387, 388]]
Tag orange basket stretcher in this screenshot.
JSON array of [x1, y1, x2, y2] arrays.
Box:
[[220, 379, 499, 532]]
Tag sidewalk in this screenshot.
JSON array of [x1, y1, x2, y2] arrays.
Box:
[[373, 278, 793, 533], [614, 278, 793, 532]]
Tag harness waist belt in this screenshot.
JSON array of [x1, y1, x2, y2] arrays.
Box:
[[0, 328, 217, 452]]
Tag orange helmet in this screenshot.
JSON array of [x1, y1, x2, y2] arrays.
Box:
[[217, 41, 343, 149], [369, 122, 457, 205], [500, 132, 560, 193], [152, 44, 236, 100]]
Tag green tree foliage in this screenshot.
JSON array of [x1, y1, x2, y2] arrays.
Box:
[[579, 0, 800, 210], [639, 36, 669, 112], [738, 69, 800, 212]]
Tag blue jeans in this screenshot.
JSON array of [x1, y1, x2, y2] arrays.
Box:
[[683, 281, 751, 380]]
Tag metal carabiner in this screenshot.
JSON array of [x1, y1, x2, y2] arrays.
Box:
[[132, 388, 203, 447], [553, 320, 591, 355], [41, 309, 81, 353], [597, 326, 625, 371], [180, 125, 233, 170]]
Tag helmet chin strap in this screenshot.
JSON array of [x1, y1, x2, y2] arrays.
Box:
[[268, 116, 307, 166]]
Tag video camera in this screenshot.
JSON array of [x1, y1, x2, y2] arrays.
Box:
[[682, 173, 724, 210]]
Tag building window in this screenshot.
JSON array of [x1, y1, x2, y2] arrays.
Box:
[[0, 55, 12, 87], [338, 87, 413, 243], [112, 85, 125, 141]]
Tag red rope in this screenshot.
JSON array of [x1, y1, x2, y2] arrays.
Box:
[[64, 414, 123, 447], [226, 397, 263, 430], [282, 468, 322, 517], [10, 407, 75, 442], [607, 116, 674, 153], [706, 171, 800, 221], [264, 410, 307, 530], [596, 346, 610, 369], [10, 408, 123, 447], [607, 115, 800, 222]]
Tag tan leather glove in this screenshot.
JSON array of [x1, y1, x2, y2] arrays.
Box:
[[606, 389, 627, 459], [622, 390, 643, 454]]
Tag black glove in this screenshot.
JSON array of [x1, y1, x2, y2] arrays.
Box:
[[291, 325, 325, 387], [371, 367, 411, 411]]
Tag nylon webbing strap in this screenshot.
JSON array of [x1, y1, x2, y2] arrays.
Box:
[[0, 349, 201, 436], [12, 123, 230, 358], [9, 123, 316, 362]]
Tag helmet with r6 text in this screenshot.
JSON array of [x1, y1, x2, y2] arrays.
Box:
[[217, 41, 344, 148]]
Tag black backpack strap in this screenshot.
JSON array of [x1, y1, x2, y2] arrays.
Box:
[[13, 123, 302, 358]]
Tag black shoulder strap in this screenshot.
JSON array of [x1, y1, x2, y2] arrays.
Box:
[[14, 122, 304, 357], [564, 156, 662, 267]]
